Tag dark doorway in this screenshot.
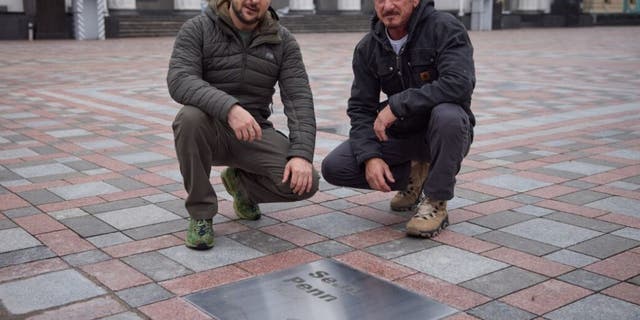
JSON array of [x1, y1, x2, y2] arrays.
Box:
[[34, 0, 69, 39], [136, 0, 174, 12]]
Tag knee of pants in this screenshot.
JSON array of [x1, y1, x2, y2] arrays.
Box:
[[276, 169, 320, 201], [430, 103, 470, 136], [172, 105, 210, 136], [321, 155, 343, 186]]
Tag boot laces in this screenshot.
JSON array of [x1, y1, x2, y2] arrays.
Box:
[[415, 199, 443, 220], [196, 220, 209, 236]]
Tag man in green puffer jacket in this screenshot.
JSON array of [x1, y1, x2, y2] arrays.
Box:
[[168, 0, 319, 250]]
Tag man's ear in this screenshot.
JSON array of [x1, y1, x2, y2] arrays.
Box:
[[413, 0, 420, 7]]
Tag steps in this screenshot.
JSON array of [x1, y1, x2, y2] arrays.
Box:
[[106, 13, 371, 38]]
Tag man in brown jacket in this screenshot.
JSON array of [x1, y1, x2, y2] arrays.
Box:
[[168, 0, 319, 250]]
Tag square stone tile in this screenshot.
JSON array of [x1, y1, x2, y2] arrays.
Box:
[[587, 196, 640, 218], [448, 222, 492, 236], [568, 234, 639, 259], [227, 230, 296, 254], [82, 198, 149, 215], [0, 219, 17, 230], [46, 128, 92, 138], [468, 301, 536, 320], [62, 215, 117, 237], [545, 212, 623, 233], [289, 212, 381, 238], [75, 138, 128, 150], [544, 249, 600, 268], [545, 294, 640, 320], [324, 187, 363, 198], [0, 148, 38, 160], [478, 174, 552, 193], [0, 228, 41, 253], [470, 211, 535, 229], [475, 231, 559, 256], [87, 232, 133, 248], [500, 279, 591, 315], [304, 240, 354, 257], [63, 249, 111, 266], [159, 237, 264, 272], [122, 219, 187, 240], [116, 283, 173, 308], [612, 227, 640, 241], [512, 205, 554, 217], [0, 246, 56, 268], [49, 181, 122, 200], [111, 152, 169, 164], [544, 161, 613, 176], [555, 190, 610, 205], [394, 245, 508, 284], [98, 311, 145, 320], [460, 266, 547, 298], [558, 269, 618, 291], [96, 204, 182, 230], [365, 237, 440, 259], [605, 149, 640, 161], [501, 218, 602, 247], [0, 269, 105, 314], [12, 163, 76, 178], [122, 252, 192, 281], [17, 189, 63, 205], [105, 177, 149, 191], [49, 208, 89, 220]]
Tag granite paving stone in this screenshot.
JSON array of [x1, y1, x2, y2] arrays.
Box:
[[87, 232, 133, 248], [0, 246, 56, 268], [12, 163, 76, 179], [511, 205, 554, 217], [0, 219, 17, 230], [545, 294, 640, 320], [100, 311, 146, 320], [61, 215, 118, 237], [96, 204, 182, 230], [116, 283, 174, 308], [48, 181, 122, 200], [122, 219, 187, 240], [460, 266, 548, 298], [394, 245, 508, 284], [159, 237, 264, 272], [468, 301, 536, 320], [555, 190, 611, 205], [289, 212, 381, 238], [500, 218, 602, 248], [587, 196, 640, 218], [81, 198, 149, 214], [0, 269, 105, 314], [543, 249, 600, 268], [105, 177, 149, 191], [448, 222, 492, 236], [62, 249, 112, 267], [568, 234, 640, 259], [227, 229, 296, 254], [545, 212, 623, 233], [17, 189, 63, 205], [475, 230, 560, 256], [558, 269, 619, 291], [304, 240, 354, 257], [123, 252, 192, 281], [612, 227, 640, 241], [544, 161, 614, 176], [470, 211, 535, 229], [0, 228, 41, 253], [478, 174, 552, 192]]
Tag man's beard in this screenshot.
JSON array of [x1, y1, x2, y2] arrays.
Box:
[[231, 1, 261, 25]]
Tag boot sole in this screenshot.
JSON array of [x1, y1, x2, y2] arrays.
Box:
[[185, 242, 214, 250], [406, 217, 449, 239]]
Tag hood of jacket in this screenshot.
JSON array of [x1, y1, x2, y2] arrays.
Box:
[[370, 0, 436, 43], [207, 0, 280, 37]]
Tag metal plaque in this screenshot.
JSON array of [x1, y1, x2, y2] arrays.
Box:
[[185, 259, 457, 320]]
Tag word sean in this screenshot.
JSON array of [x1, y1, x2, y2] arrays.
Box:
[[283, 270, 361, 303]]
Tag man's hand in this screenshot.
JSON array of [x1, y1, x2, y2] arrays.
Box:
[[282, 157, 314, 195], [373, 105, 397, 142], [365, 158, 395, 192], [228, 104, 262, 142]]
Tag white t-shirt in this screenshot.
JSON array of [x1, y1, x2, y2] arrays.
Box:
[[387, 30, 408, 55]]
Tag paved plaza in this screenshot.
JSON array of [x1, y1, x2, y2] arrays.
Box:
[[1, 26, 639, 319]]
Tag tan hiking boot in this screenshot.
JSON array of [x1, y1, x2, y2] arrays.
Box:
[[406, 198, 448, 238], [390, 161, 430, 211]]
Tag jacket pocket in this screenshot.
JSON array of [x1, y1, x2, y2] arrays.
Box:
[[409, 48, 438, 85], [376, 57, 402, 95]]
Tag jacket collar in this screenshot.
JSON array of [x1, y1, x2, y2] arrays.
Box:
[[371, 0, 435, 44], [206, 0, 281, 44]]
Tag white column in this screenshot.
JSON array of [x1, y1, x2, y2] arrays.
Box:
[[337, 0, 360, 11], [0, 0, 23, 12], [107, 0, 135, 9], [174, 0, 201, 10], [289, 0, 315, 11]]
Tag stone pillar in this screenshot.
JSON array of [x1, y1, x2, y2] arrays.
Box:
[[337, 0, 360, 11], [471, 0, 492, 30], [174, 0, 200, 10], [289, 0, 314, 13], [107, 0, 135, 9]]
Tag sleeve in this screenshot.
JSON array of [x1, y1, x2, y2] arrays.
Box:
[[166, 19, 239, 121], [347, 41, 384, 166], [388, 16, 475, 118], [278, 30, 316, 163]]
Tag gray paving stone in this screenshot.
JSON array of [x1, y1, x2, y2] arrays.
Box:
[[605, 149, 640, 161], [49, 208, 89, 220], [461, 266, 547, 298], [568, 234, 639, 259], [512, 205, 554, 217], [100, 311, 145, 320], [237, 215, 281, 228], [116, 283, 173, 308], [448, 222, 492, 236], [0, 219, 17, 230], [532, 167, 584, 180], [555, 190, 611, 205], [324, 187, 363, 198], [468, 301, 536, 320], [608, 181, 640, 191], [470, 211, 535, 229], [96, 204, 182, 230], [46, 128, 92, 138], [365, 238, 440, 259], [123, 252, 192, 281], [17, 189, 63, 205], [545, 294, 640, 320], [0, 148, 38, 160], [629, 275, 640, 286], [258, 200, 312, 213], [123, 219, 187, 240], [87, 232, 133, 248], [544, 249, 600, 268], [62, 215, 117, 237], [160, 237, 264, 272], [12, 163, 76, 178], [558, 270, 618, 291], [501, 218, 602, 247], [105, 177, 149, 191], [544, 161, 613, 176], [394, 245, 508, 284], [82, 198, 149, 214], [290, 212, 381, 238], [320, 199, 359, 210], [49, 181, 122, 200], [562, 180, 597, 189], [454, 188, 497, 203], [64, 160, 101, 171], [0, 228, 41, 253], [143, 193, 178, 203], [479, 149, 522, 158], [156, 199, 189, 217], [507, 194, 544, 205], [0, 269, 105, 314], [305, 240, 354, 257], [475, 231, 560, 256], [0, 246, 56, 268], [478, 174, 552, 192], [545, 212, 623, 233], [112, 152, 169, 164], [62, 249, 111, 266], [612, 227, 640, 241], [75, 138, 128, 150], [448, 196, 477, 210], [227, 230, 296, 254], [318, 179, 339, 191], [587, 196, 640, 218]]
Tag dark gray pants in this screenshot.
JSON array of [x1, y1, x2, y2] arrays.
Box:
[[173, 105, 319, 220], [321, 103, 473, 200]]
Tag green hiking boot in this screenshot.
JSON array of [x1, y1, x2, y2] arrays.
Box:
[[221, 167, 261, 220], [185, 218, 214, 250]]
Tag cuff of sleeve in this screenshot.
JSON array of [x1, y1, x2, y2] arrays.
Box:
[[217, 97, 240, 122]]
